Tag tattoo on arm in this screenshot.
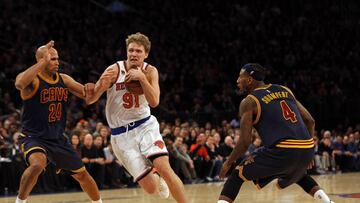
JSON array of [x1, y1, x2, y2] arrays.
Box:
[[227, 97, 256, 164]]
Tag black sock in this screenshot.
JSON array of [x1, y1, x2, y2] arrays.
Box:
[[296, 174, 318, 194], [220, 169, 244, 201]]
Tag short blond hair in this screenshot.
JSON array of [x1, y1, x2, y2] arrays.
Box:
[[125, 32, 151, 54]]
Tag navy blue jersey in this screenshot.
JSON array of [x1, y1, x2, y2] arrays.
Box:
[[21, 73, 69, 140], [249, 84, 313, 148]]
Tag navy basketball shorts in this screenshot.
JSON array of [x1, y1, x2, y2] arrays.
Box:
[[19, 136, 85, 174], [236, 146, 314, 189]]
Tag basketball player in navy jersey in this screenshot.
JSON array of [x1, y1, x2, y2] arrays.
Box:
[[14, 41, 102, 203], [217, 63, 334, 203]]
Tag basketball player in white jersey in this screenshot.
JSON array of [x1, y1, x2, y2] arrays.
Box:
[[86, 32, 187, 203]]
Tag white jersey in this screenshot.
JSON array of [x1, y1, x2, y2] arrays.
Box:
[[105, 61, 151, 128]]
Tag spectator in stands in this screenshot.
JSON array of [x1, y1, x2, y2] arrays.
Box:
[[103, 143, 129, 188], [332, 135, 345, 172], [247, 137, 262, 155], [81, 134, 105, 189], [190, 133, 210, 179], [318, 137, 334, 172], [70, 133, 82, 158], [217, 136, 234, 162], [98, 126, 110, 147], [343, 133, 358, 171], [205, 135, 222, 181], [172, 137, 196, 183]]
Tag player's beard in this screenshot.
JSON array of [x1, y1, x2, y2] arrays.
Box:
[[239, 86, 251, 96]]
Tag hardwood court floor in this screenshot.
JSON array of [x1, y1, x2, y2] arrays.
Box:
[[1, 172, 359, 203]]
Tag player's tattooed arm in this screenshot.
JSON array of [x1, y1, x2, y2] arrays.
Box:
[[228, 97, 255, 164], [220, 96, 255, 178]]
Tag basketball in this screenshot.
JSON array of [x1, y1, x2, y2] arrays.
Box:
[[125, 80, 143, 95]]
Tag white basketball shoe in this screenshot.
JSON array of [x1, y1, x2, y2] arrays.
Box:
[[158, 176, 170, 199]]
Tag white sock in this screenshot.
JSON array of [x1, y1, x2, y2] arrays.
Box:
[[15, 196, 27, 203], [91, 199, 103, 203], [314, 189, 331, 203], [217, 200, 230, 203]]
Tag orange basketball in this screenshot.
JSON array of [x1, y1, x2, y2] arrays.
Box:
[[125, 80, 143, 95]]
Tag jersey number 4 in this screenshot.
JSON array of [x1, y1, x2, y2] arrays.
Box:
[[123, 92, 140, 109], [280, 100, 297, 123]]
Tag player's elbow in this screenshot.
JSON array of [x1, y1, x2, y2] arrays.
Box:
[[148, 96, 159, 108], [15, 81, 25, 90], [309, 118, 315, 128], [149, 100, 159, 108], [304, 116, 315, 128]]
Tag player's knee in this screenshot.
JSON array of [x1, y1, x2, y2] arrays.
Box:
[[143, 183, 158, 195], [153, 158, 173, 177], [156, 166, 173, 178], [72, 170, 89, 182], [28, 162, 46, 174], [138, 174, 159, 195]]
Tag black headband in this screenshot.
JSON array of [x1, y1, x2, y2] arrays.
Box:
[[242, 63, 265, 81]]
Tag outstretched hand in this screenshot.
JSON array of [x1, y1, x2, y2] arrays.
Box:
[[45, 40, 55, 49], [41, 40, 55, 63]]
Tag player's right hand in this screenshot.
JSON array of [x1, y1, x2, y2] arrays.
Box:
[[43, 40, 54, 63]]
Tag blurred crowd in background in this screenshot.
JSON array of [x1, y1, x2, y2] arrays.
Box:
[[1, 0, 360, 196]]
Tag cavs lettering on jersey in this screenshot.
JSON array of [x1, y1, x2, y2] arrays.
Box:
[[105, 61, 151, 128], [21, 72, 68, 140], [248, 84, 314, 149]]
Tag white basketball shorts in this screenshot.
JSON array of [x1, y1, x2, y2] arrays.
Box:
[[110, 115, 168, 181]]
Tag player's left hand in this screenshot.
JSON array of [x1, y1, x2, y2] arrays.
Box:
[[219, 160, 232, 179], [125, 67, 145, 83]]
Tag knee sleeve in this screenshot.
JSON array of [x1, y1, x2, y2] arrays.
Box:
[[219, 169, 244, 202], [296, 175, 318, 194]]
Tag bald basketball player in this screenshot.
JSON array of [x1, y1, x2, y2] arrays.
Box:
[[14, 41, 102, 203]]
